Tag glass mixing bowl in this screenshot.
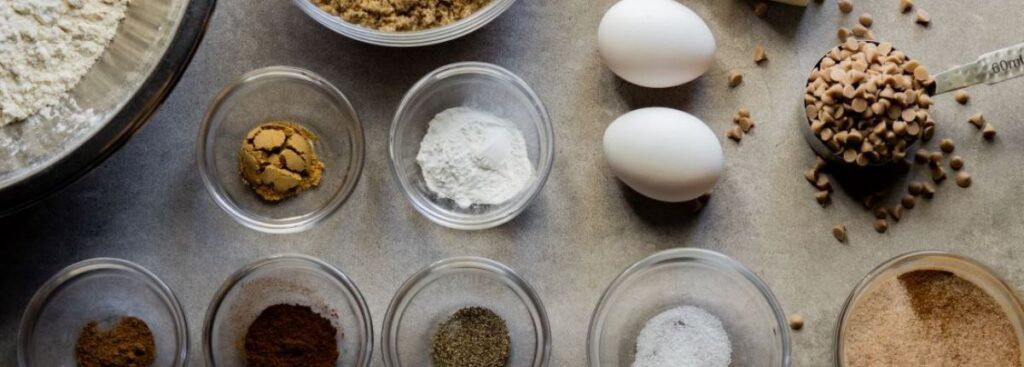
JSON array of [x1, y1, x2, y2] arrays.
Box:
[[588, 248, 791, 367], [197, 66, 365, 234], [203, 254, 373, 367], [835, 251, 1024, 366], [18, 258, 189, 367], [381, 257, 551, 367], [0, 0, 215, 216], [292, 0, 518, 47], [389, 62, 554, 230]]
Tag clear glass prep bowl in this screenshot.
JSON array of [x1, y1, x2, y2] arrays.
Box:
[[203, 254, 373, 367], [588, 248, 792, 367], [388, 62, 554, 230], [0, 0, 215, 216], [381, 257, 551, 367], [197, 66, 365, 234], [292, 0, 518, 47], [18, 258, 189, 367], [835, 251, 1024, 366]]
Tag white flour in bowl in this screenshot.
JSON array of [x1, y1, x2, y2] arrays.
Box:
[[0, 0, 130, 126]]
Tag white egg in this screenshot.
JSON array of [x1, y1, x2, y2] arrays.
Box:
[[598, 0, 717, 88], [603, 108, 723, 202]]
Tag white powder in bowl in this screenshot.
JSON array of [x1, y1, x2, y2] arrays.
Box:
[[633, 305, 732, 367], [415, 107, 534, 209]]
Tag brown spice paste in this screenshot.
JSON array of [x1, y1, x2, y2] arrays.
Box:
[[244, 304, 339, 367]]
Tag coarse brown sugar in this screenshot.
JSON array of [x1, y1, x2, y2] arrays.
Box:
[[842, 270, 1021, 366], [313, 0, 492, 32]]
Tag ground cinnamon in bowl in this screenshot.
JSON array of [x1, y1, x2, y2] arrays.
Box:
[[842, 270, 1022, 366], [244, 304, 339, 367]]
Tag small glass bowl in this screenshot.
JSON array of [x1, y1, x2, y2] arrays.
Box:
[[203, 254, 373, 367], [18, 258, 188, 367], [197, 66, 365, 234], [835, 251, 1024, 366], [588, 248, 791, 367], [389, 62, 554, 230], [381, 257, 551, 367], [292, 0, 518, 47]]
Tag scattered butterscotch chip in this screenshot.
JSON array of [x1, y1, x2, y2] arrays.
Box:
[[922, 125, 935, 142], [968, 113, 986, 129], [913, 150, 930, 164], [873, 207, 888, 219], [954, 90, 970, 104], [726, 126, 744, 142], [737, 117, 755, 133], [908, 181, 924, 196], [239, 121, 325, 202], [833, 224, 848, 242], [888, 205, 904, 221], [814, 156, 828, 171], [901, 195, 916, 209], [983, 124, 997, 140], [858, 13, 873, 27], [956, 172, 972, 188], [728, 70, 743, 88], [838, 27, 852, 42], [900, 0, 913, 13], [852, 24, 869, 38], [929, 151, 943, 165], [737, 107, 751, 118], [950, 156, 964, 170], [789, 314, 805, 330], [753, 1, 769, 17], [804, 168, 819, 185], [838, 0, 853, 13], [815, 190, 831, 206], [915, 9, 930, 25], [922, 182, 936, 198], [940, 138, 955, 153], [874, 219, 889, 233], [753, 46, 768, 64], [816, 175, 833, 191], [931, 165, 947, 183]]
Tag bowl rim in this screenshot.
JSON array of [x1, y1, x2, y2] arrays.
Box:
[[388, 61, 555, 231], [833, 250, 1024, 366], [291, 0, 518, 47], [587, 248, 792, 367], [0, 0, 216, 217], [17, 257, 190, 367], [380, 256, 552, 367], [196, 65, 366, 234], [202, 253, 374, 367]]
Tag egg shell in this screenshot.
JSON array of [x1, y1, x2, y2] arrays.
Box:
[[603, 107, 723, 202], [598, 0, 717, 88]]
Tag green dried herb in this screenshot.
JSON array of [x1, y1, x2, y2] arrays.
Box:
[[431, 307, 510, 367]]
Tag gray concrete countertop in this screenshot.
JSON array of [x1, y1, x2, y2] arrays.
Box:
[[4, 0, 1024, 365]]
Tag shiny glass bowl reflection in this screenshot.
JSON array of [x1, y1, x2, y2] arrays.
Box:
[[381, 257, 551, 367], [18, 258, 189, 367], [203, 254, 373, 367], [292, 0, 518, 47], [588, 248, 791, 367], [388, 62, 554, 230], [197, 66, 365, 234]]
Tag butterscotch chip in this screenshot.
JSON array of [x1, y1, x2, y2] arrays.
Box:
[[852, 24, 869, 37], [816, 175, 832, 191], [874, 219, 889, 233], [833, 224, 848, 242], [955, 90, 970, 104], [931, 165, 947, 182], [968, 113, 986, 128], [922, 183, 936, 198], [858, 13, 873, 27], [728, 70, 744, 88], [956, 172, 972, 188], [908, 181, 924, 196], [983, 124, 998, 140], [913, 150, 930, 164], [901, 195, 916, 209], [916, 9, 930, 25], [754, 46, 768, 64], [950, 156, 964, 170], [754, 1, 769, 17], [789, 314, 805, 330], [838, 27, 852, 42], [727, 126, 743, 142], [239, 122, 325, 202], [888, 205, 904, 221], [838, 0, 853, 13], [900, 0, 913, 13], [940, 138, 955, 153], [929, 151, 943, 164], [816, 190, 831, 206]]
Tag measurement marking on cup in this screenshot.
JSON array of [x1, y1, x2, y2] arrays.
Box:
[[991, 55, 1024, 74]]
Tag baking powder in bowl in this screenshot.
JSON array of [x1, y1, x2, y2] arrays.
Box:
[[416, 107, 533, 209]]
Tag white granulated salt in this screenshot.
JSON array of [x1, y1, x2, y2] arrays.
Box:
[[416, 107, 534, 209], [0, 0, 130, 126], [633, 306, 732, 367]]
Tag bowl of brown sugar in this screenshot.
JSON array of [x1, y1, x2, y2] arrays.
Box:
[[837, 251, 1024, 366], [293, 0, 519, 47]]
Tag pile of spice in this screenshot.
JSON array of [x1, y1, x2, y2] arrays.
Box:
[[633, 306, 732, 367], [311, 0, 492, 32], [75, 316, 156, 367], [843, 270, 1022, 366], [431, 307, 510, 367], [416, 107, 534, 209], [244, 304, 339, 367], [239, 122, 325, 202]]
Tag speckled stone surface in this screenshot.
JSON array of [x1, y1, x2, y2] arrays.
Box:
[[4, 0, 1024, 365]]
